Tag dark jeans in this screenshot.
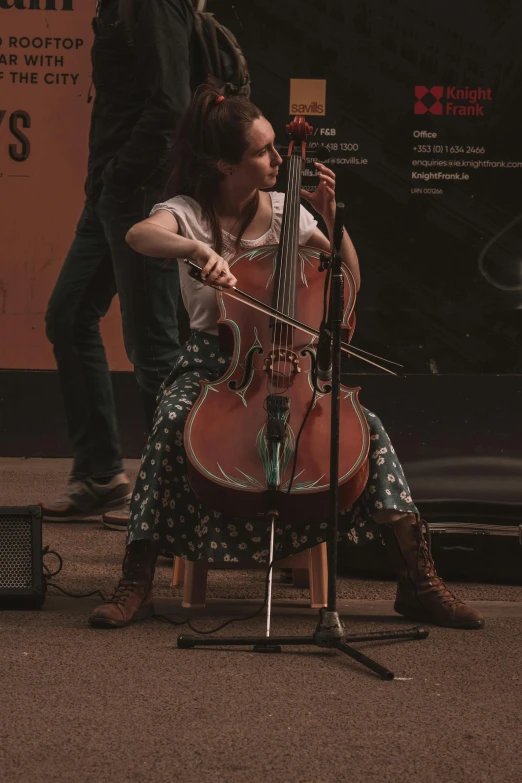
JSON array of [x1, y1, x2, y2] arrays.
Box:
[[45, 186, 180, 479]]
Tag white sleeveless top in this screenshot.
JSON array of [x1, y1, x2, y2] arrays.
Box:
[[150, 191, 318, 335]]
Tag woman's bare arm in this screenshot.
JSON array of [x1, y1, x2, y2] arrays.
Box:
[[126, 210, 195, 258], [126, 210, 237, 287]]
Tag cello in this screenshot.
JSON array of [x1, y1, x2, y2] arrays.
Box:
[[184, 115, 370, 526]]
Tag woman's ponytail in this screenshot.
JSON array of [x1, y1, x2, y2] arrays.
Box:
[[166, 84, 263, 254]]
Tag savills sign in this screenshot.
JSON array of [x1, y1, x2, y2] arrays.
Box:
[[289, 79, 326, 116]]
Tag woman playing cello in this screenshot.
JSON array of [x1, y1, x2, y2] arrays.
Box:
[[89, 86, 484, 631]]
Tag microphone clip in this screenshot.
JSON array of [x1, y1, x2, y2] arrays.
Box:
[[318, 252, 331, 272]]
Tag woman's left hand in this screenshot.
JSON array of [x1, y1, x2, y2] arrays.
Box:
[[300, 162, 336, 229]]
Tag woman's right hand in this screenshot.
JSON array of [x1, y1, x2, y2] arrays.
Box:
[[191, 241, 237, 288]]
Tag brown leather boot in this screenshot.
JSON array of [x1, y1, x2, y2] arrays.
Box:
[[89, 540, 157, 628], [381, 515, 485, 629]]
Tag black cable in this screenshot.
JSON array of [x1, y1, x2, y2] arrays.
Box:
[[152, 612, 188, 626], [45, 582, 107, 601], [155, 557, 284, 631], [42, 545, 62, 577], [162, 546, 276, 634], [42, 546, 107, 601], [39, 542, 262, 629]]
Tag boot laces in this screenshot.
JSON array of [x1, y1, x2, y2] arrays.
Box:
[[417, 520, 459, 605], [105, 578, 141, 607]]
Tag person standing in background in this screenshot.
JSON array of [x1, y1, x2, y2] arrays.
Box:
[[41, 0, 193, 524]]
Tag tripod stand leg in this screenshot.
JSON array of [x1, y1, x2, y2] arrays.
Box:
[[335, 641, 394, 680]]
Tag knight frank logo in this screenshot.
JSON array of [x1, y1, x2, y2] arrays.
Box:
[[414, 86, 443, 115], [414, 85, 493, 116]]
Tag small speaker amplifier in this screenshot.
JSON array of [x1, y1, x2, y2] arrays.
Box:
[[0, 506, 45, 609]]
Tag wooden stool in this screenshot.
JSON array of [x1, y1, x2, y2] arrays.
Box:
[[171, 542, 328, 609]]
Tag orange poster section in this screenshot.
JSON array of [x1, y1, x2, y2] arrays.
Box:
[[0, 1, 130, 370]]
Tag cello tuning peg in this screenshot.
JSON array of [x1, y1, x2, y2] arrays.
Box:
[[312, 145, 331, 162]]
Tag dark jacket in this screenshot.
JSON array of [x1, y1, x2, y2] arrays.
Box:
[[86, 0, 193, 202]]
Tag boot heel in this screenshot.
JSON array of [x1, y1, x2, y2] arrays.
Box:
[[394, 600, 427, 622], [395, 600, 485, 629]]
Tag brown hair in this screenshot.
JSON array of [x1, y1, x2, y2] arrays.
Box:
[[166, 84, 263, 255]]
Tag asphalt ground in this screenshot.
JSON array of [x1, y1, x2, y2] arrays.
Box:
[[1, 458, 521, 783]]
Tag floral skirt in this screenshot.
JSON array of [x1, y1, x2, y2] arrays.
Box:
[[127, 331, 418, 563]]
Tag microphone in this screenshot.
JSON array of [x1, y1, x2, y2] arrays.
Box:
[[316, 203, 345, 383], [316, 319, 332, 382], [333, 201, 345, 255]]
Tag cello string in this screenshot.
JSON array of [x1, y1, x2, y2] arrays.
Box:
[[286, 154, 300, 391], [289, 152, 296, 388], [269, 182, 279, 395], [275, 148, 296, 395], [279, 152, 300, 496], [273, 149, 294, 395], [285, 155, 295, 387], [280, 155, 296, 392], [271, 158, 285, 397], [280, 154, 298, 393], [269, 150, 284, 397]]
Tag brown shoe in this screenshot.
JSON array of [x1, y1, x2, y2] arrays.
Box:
[[89, 540, 157, 628], [382, 515, 485, 630]]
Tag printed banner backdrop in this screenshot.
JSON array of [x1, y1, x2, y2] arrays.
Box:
[[0, 0, 521, 468], [211, 0, 522, 377], [0, 0, 130, 370], [2, 0, 521, 375]]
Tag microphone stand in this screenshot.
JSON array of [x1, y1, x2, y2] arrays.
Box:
[[177, 203, 428, 679]]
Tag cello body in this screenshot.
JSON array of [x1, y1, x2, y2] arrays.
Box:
[[185, 242, 370, 522]]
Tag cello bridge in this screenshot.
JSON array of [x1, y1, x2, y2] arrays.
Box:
[[263, 349, 301, 377]]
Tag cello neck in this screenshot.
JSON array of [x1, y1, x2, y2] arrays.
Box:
[[271, 117, 311, 321], [272, 154, 302, 319]]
